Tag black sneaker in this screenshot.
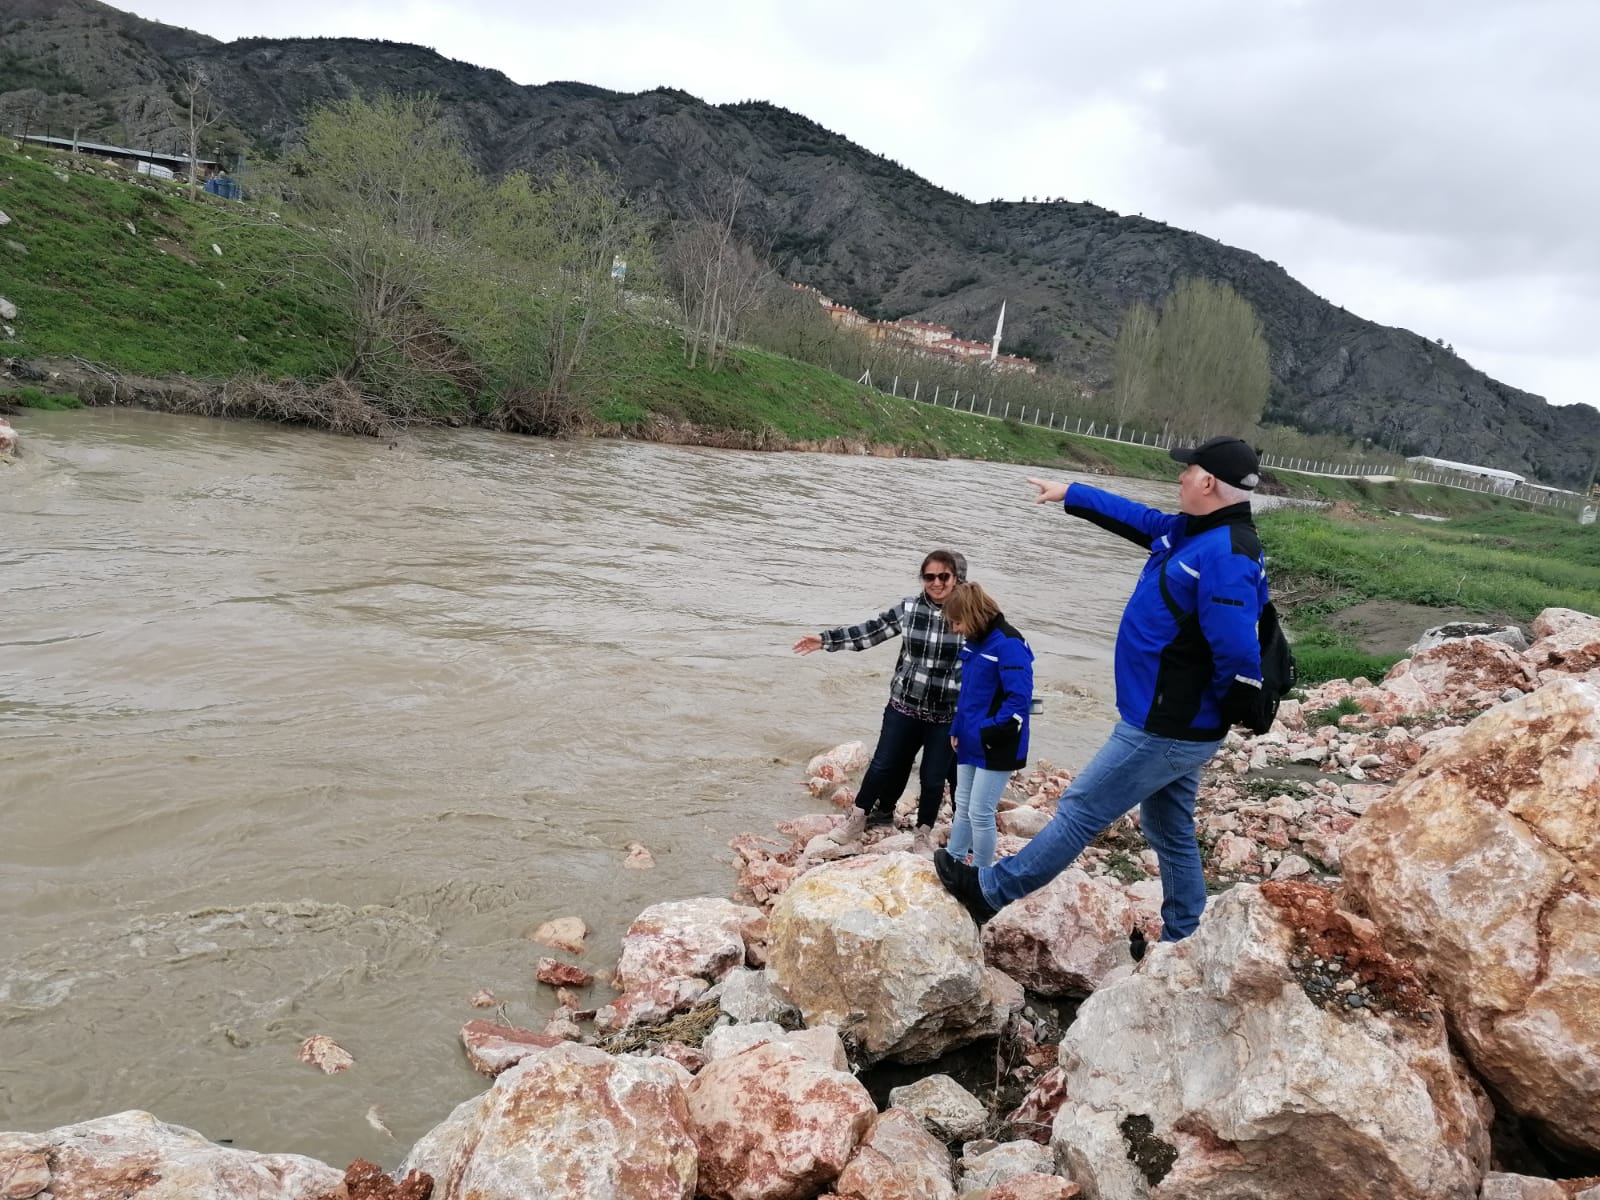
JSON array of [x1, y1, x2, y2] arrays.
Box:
[[864, 808, 895, 829], [933, 849, 999, 925], [1129, 928, 1148, 962]]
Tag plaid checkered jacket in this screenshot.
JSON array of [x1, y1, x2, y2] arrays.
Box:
[[819, 594, 963, 722]]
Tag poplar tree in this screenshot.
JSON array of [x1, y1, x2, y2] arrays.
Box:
[[1110, 278, 1270, 437]]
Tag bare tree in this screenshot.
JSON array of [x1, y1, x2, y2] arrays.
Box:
[[181, 67, 219, 201], [670, 176, 772, 370]]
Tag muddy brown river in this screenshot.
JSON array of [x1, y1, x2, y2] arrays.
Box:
[[1, 408, 1185, 1164]]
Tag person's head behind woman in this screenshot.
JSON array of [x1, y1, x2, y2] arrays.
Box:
[[919, 549, 962, 604], [943, 581, 1002, 637]]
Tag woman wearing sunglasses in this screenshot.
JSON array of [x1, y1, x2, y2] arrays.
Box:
[[792, 550, 966, 856]]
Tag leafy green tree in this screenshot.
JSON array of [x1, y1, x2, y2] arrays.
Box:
[[261, 94, 656, 431], [262, 94, 482, 417], [460, 164, 657, 432]]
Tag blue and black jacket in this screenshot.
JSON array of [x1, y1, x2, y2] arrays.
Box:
[[1063, 484, 1268, 741], [951, 616, 1034, 771]]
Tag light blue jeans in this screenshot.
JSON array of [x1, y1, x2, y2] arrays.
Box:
[[978, 721, 1222, 940], [948, 763, 1010, 868]]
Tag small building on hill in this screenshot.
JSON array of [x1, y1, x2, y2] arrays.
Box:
[[13, 133, 221, 181]]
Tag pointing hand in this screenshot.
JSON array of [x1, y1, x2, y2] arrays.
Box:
[[1026, 477, 1068, 504]]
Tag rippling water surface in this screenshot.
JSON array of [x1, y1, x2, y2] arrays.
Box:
[[1, 408, 1183, 1161]]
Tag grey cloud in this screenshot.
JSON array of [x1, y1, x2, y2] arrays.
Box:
[[985, 0, 1599, 280]]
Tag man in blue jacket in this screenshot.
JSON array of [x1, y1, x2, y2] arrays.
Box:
[[935, 436, 1270, 943]]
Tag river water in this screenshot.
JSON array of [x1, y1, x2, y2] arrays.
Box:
[[0, 408, 1181, 1164]]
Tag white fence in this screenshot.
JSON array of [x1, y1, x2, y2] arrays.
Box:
[[860, 370, 1588, 513]]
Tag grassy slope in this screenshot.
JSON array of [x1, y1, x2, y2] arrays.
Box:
[[0, 145, 345, 378]]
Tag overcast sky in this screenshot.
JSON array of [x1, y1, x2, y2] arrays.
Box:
[[126, 0, 1597, 410]]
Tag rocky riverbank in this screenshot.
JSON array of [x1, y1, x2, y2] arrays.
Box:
[[4, 611, 1600, 1199]]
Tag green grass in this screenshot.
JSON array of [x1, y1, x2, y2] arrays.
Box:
[[1, 384, 81, 410], [1290, 638, 1400, 687], [0, 145, 346, 378], [1260, 507, 1600, 616], [596, 340, 1191, 472], [1305, 696, 1363, 727], [1259, 505, 1600, 682]]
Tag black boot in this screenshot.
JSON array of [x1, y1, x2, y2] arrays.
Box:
[[933, 849, 999, 924]]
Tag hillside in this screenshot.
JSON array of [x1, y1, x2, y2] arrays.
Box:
[[0, 141, 1174, 474], [4, 0, 1599, 485]]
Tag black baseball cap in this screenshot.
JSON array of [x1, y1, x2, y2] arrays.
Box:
[[1170, 436, 1261, 490]]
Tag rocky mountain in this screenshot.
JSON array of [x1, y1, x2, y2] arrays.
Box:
[[4, 0, 1598, 486]]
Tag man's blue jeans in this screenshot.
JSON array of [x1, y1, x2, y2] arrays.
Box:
[[979, 721, 1222, 940]]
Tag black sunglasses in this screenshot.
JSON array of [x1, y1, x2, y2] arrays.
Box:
[[922, 571, 953, 583]]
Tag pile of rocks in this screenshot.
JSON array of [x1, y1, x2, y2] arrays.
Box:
[[5, 608, 1598, 1199]]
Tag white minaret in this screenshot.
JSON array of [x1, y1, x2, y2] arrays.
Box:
[[988, 300, 1006, 364]]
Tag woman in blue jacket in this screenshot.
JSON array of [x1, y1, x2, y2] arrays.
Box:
[[943, 582, 1034, 868]]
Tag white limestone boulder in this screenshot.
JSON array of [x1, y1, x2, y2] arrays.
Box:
[[958, 1139, 1056, 1191], [766, 853, 1005, 1063], [1409, 623, 1527, 655], [403, 1042, 696, 1200], [1048, 883, 1490, 1200], [834, 1107, 955, 1200], [615, 897, 766, 991], [686, 1040, 875, 1200], [708, 965, 801, 1026], [980, 867, 1138, 996], [0, 1111, 342, 1200], [1530, 606, 1600, 640], [701, 1022, 848, 1070], [887, 1073, 989, 1142], [1381, 637, 1538, 712]]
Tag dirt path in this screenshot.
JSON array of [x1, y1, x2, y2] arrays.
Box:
[[1326, 599, 1521, 658]]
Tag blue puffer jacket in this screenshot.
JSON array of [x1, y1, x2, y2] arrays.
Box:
[[1063, 484, 1268, 741], [951, 616, 1034, 771]]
